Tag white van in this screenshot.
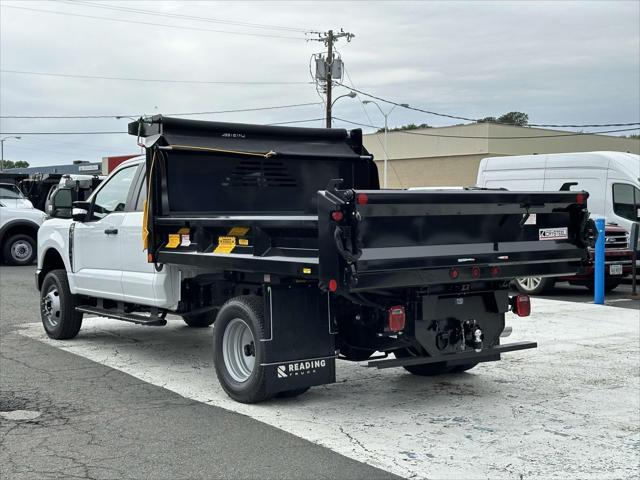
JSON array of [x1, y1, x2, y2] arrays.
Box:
[[477, 151, 640, 245]]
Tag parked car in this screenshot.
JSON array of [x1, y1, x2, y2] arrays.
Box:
[[0, 186, 46, 265]]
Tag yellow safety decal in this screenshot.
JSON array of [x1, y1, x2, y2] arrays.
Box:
[[238, 238, 249, 246], [166, 234, 180, 249], [214, 236, 236, 254], [228, 226, 250, 237], [303, 267, 312, 275]]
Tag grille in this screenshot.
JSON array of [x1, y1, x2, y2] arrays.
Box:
[[605, 231, 629, 249], [224, 160, 297, 188]]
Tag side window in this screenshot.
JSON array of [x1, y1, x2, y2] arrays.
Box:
[[612, 183, 640, 221], [135, 177, 147, 212], [92, 166, 137, 219]]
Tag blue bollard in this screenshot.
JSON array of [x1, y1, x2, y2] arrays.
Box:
[[594, 218, 605, 304]]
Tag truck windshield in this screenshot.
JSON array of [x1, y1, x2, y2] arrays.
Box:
[[0, 184, 25, 199]]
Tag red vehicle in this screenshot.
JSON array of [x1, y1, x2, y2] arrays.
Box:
[[515, 224, 632, 294]]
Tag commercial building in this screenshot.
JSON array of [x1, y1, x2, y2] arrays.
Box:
[[363, 123, 640, 188]]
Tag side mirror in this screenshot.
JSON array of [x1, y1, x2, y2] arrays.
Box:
[[48, 188, 73, 219], [72, 200, 92, 222]]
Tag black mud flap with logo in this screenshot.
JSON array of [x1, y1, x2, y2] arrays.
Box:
[[261, 284, 337, 395]]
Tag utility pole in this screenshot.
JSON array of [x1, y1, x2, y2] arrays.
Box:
[[325, 30, 334, 129], [310, 29, 354, 128]]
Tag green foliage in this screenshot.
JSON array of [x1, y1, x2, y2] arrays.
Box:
[[0, 160, 30, 169], [477, 112, 529, 126], [377, 123, 431, 133]]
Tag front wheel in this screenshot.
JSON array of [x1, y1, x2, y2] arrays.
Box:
[[3, 234, 36, 266], [40, 269, 83, 339], [213, 296, 272, 403], [514, 276, 555, 295]]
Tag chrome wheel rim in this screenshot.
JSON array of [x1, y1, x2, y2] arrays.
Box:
[[11, 240, 32, 261], [222, 318, 255, 383], [41, 285, 61, 328], [517, 276, 541, 291]]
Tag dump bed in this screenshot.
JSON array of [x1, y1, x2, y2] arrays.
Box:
[[130, 116, 590, 290]]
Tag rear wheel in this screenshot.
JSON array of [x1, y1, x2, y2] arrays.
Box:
[[40, 269, 83, 339], [515, 276, 555, 295], [3, 234, 36, 266], [394, 348, 451, 376], [213, 296, 272, 403]]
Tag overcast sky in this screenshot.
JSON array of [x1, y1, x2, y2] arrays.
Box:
[[1, 0, 639, 167]]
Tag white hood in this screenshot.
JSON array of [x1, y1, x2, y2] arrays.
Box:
[[0, 198, 34, 209]]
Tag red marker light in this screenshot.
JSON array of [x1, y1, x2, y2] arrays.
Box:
[[331, 211, 344, 222], [490, 266, 500, 277], [576, 193, 585, 205], [471, 266, 481, 278], [387, 305, 406, 332], [450, 268, 459, 280], [328, 279, 338, 292], [514, 295, 531, 317], [356, 193, 368, 205]]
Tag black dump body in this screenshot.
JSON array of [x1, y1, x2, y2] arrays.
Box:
[[131, 115, 589, 289], [129, 115, 590, 395]]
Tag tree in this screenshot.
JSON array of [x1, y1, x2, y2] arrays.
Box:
[[378, 123, 431, 133], [496, 112, 529, 126], [477, 112, 529, 126], [0, 160, 29, 169]]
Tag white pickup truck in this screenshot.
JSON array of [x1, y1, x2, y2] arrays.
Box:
[[36, 157, 202, 338], [0, 183, 46, 265]]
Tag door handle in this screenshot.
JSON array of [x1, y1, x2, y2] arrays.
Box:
[[104, 228, 118, 235]]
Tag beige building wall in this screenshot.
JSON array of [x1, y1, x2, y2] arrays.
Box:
[[363, 123, 639, 188]]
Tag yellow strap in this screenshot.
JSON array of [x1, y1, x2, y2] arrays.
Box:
[[169, 144, 275, 158]]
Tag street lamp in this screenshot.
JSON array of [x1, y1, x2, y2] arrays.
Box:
[[329, 91, 357, 126], [0, 136, 22, 172], [362, 101, 409, 188]]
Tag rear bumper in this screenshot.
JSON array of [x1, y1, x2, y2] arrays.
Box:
[[367, 341, 538, 369]]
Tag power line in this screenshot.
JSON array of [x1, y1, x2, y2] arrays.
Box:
[[55, 0, 314, 33], [1, 5, 307, 41], [1, 69, 313, 86], [334, 82, 640, 128], [0, 102, 323, 119], [332, 117, 640, 139], [267, 118, 324, 125]]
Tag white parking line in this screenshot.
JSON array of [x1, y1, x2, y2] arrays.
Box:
[[18, 298, 639, 479]]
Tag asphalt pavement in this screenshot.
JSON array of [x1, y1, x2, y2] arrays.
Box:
[[1, 265, 638, 479], [0, 265, 398, 480]]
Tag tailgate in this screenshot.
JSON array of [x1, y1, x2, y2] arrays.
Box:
[[318, 187, 590, 292]]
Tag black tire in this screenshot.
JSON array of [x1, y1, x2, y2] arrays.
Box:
[[213, 295, 272, 404], [276, 388, 310, 399], [338, 344, 376, 361], [182, 310, 216, 328], [394, 348, 451, 376], [40, 269, 83, 340], [450, 363, 478, 373], [3, 234, 36, 266], [514, 276, 555, 295]]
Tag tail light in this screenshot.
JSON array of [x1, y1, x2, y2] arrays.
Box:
[[512, 295, 531, 317], [387, 305, 406, 332], [331, 211, 344, 222], [471, 266, 481, 278], [490, 266, 500, 277], [450, 268, 460, 280], [356, 193, 369, 205]]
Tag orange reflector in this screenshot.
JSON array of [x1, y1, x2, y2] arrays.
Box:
[[147, 253, 154, 263], [328, 279, 338, 292], [388, 305, 406, 332], [576, 193, 585, 205]]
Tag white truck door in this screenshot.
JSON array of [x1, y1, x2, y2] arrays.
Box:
[[72, 164, 138, 301], [119, 175, 178, 308]]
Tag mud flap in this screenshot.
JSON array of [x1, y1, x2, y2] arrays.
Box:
[[261, 284, 336, 395]]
